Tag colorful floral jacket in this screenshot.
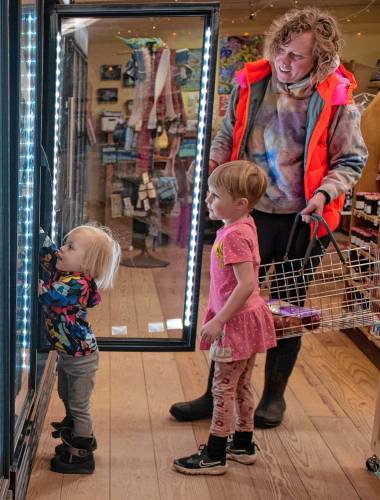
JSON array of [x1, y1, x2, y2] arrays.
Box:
[[38, 231, 100, 356]]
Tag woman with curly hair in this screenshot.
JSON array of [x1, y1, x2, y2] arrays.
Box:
[[170, 7, 368, 432]]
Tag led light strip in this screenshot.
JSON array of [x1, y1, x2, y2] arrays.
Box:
[[51, 32, 63, 241], [18, 12, 37, 369], [184, 26, 211, 328]]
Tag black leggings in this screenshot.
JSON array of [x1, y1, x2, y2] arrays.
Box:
[[253, 209, 329, 268], [252, 210, 329, 364]]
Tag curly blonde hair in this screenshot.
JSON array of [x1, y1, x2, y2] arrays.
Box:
[[264, 7, 342, 83]]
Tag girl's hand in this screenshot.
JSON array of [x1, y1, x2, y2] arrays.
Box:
[[201, 318, 223, 343], [38, 280, 46, 295]]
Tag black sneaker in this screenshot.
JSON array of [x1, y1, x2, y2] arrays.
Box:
[[226, 439, 259, 465], [173, 445, 228, 475]]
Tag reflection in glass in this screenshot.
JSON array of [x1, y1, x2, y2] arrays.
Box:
[[15, 5, 37, 419], [53, 16, 209, 340]]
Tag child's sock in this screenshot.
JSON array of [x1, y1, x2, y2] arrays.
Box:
[[233, 431, 253, 448], [207, 434, 228, 460]]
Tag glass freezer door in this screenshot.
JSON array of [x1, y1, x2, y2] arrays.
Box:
[[44, 3, 219, 351], [14, 2, 38, 429]]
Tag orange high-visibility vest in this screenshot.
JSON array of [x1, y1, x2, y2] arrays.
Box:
[[230, 59, 356, 237]]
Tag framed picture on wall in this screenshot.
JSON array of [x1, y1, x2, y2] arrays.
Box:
[[97, 88, 118, 103], [218, 35, 263, 94], [181, 48, 203, 92], [100, 64, 122, 80]]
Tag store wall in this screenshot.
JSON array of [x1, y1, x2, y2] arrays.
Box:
[[81, 4, 380, 223], [88, 30, 203, 120], [86, 26, 204, 222], [342, 33, 380, 68], [211, 12, 380, 128]]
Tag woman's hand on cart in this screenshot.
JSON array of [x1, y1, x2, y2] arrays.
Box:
[[301, 191, 328, 223]]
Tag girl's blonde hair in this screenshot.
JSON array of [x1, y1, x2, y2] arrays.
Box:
[[65, 223, 121, 289], [264, 7, 342, 83], [209, 161, 267, 209]]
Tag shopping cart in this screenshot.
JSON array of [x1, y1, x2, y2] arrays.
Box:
[[259, 213, 380, 340], [259, 213, 380, 477]]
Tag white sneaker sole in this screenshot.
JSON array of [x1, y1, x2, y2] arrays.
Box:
[[172, 463, 228, 475], [226, 452, 257, 465]]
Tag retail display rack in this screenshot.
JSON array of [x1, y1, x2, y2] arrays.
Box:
[[350, 91, 380, 348], [350, 91, 380, 477]]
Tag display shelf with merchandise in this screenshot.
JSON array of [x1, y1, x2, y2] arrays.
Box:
[[350, 91, 380, 348], [349, 92, 380, 480]]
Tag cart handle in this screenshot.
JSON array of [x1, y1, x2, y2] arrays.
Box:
[[284, 212, 347, 271]]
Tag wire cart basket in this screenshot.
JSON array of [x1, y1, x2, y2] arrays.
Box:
[[260, 213, 380, 477], [259, 213, 380, 340]]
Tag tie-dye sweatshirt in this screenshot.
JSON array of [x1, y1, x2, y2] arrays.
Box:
[[210, 67, 368, 214]]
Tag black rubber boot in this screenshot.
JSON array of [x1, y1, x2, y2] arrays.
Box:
[[169, 362, 214, 421], [51, 416, 74, 438], [254, 337, 301, 429], [55, 428, 98, 456], [51, 430, 96, 474]]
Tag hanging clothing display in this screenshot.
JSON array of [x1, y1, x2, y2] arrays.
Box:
[[124, 44, 189, 173]]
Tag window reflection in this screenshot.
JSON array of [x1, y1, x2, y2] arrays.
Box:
[[54, 17, 206, 340]]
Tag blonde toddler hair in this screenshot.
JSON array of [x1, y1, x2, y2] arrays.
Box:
[[208, 160, 267, 210], [65, 223, 121, 289]]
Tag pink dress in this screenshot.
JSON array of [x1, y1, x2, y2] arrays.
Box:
[[200, 216, 276, 361]]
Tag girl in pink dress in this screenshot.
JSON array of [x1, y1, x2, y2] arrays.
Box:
[[174, 160, 276, 475]]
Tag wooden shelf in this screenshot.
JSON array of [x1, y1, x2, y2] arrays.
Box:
[[350, 92, 380, 353], [368, 80, 380, 89], [352, 209, 379, 226]]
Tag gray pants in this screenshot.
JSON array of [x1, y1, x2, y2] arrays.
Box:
[[57, 350, 99, 438]]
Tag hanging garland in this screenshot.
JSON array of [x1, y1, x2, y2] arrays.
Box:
[[338, 0, 377, 23], [220, 0, 378, 27]]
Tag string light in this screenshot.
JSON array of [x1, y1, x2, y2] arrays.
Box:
[[221, 0, 374, 29], [18, 10, 37, 371], [51, 32, 63, 241], [184, 27, 212, 327], [339, 0, 375, 23], [222, 0, 278, 26]]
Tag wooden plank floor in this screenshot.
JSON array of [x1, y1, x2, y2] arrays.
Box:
[[26, 335, 380, 500], [26, 241, 380, 499]]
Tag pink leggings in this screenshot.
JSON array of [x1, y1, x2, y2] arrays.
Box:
[[211, 354, 256, 437]]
